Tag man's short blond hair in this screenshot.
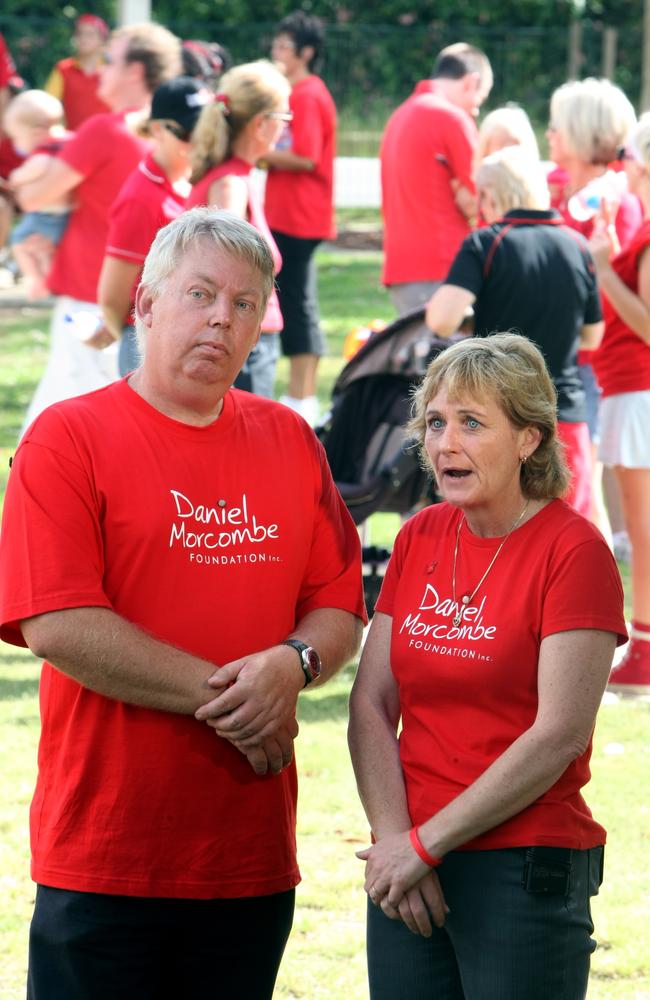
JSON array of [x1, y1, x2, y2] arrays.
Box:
[[112, 23, 182, 94]]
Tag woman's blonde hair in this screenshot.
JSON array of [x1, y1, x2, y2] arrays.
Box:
[[476, 105, 539, 163], [190, 59, 290, 183], [550, 77, 636, 165], [408, 333, 570, 500], [476, 145, 550, 217]]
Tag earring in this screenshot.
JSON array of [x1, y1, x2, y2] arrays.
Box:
[[521, 454, 528, 465]]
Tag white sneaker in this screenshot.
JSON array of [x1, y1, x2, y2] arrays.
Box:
[[278, 395, 320, 425]]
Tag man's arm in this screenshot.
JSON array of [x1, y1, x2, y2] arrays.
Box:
[[14, 156, 83, 212], [21, 606, 219, 713], [20, 606, 299, 775], [264, 149, 315, 172], [195, 607, 363, 743]]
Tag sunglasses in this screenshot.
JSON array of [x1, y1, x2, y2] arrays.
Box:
[[265, 111, 293, 123], [162, 121, 192, 142]]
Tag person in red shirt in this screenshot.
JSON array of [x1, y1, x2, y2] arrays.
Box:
[[264, 11, 336, 424], [187, 59, 291, 398], [15, 22, 181, 431], [44, 14, 110, 130], [348, 333, 625, 1000], [380, 43, 492, 316], [546, 77, 640, 536], [98, 75, 211, 375], [0, 209, 365, 1000], [588, 113, 650, 695]]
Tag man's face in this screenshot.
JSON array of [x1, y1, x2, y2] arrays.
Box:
[[97, 36, 131, 107], [136, 239, 263, 400], [458, 72, 490, 118]]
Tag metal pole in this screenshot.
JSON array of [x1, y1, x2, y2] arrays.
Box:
[[117, 0, 152, 26]]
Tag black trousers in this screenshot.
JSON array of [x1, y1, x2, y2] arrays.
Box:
[[271, 231, 325, 357], [27, 885, 295, 1000]]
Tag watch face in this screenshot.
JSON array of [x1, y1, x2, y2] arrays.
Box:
[[304, 647, 321, 678]]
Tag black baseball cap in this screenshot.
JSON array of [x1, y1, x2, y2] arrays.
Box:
[[150, 76, 212, 137]]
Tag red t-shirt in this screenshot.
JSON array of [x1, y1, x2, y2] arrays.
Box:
[[105, 153, 187, 315], [264, 75, 336, 241], [48, 111, 147, 302], [188, 156, 283, 332], [592, 219, 650, 397], [380, 81, 477, 285], [46, 58, 110, 130], [375, 499, 626, 851], [0, 381, 365, 899]]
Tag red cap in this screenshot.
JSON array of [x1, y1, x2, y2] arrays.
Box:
[[75, 14, 110, 39]]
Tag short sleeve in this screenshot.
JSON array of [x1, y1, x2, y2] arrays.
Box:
[[105, 192, 158, 264], [583, 251, 603, 325], [541, 538, 627, 645], [295, 437, 367, 624], [445, 232, 486, 295], [0, 420, 111, 647], [373, 523, 409, 618]]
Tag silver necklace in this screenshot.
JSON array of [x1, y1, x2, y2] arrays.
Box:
[[451, 501, 530, 627]]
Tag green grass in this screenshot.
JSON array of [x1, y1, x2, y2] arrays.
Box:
[[1, 250, 648, 998]]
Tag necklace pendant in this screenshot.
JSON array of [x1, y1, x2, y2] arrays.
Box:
[[452, 613, 462, 627]]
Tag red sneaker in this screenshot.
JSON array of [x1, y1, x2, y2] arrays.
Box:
[[608, 639, 650, 695]]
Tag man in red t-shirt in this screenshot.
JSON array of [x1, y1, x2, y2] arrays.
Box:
[[380, 43, 493, 315], [16, 22, 181, 430], [264, 11, 336, 424], [0, 210, 365, 1000], [44, 14, 111, 130]]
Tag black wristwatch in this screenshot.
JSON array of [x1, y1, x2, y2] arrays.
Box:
[[281, 639, 321, 687]]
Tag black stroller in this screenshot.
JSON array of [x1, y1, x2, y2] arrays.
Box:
[[317, 306, 456, 613]]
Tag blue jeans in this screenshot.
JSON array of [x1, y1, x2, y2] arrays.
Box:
[[233, 332, 279, 398], [367, 846, 603, 1000]]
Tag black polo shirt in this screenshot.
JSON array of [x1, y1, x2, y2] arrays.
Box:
[[445, 209, 602, 422]]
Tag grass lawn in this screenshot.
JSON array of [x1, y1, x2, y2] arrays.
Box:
[[1, 249, 649, 997]]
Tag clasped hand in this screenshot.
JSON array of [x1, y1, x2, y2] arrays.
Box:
[[357, 831, 449, 937], [195, 645, 304, 777]]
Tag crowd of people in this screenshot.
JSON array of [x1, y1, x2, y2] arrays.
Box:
[[0, 17, 647, 1000]]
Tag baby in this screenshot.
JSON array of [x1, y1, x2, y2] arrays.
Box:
[[4, 90, 72, 298]]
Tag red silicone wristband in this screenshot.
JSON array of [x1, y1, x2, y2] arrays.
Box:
[[409, 826, 442, 868]]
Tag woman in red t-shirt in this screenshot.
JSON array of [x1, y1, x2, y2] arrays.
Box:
[[187, 60, 290, 398], [348, 334, 626, 1000], [588, 112, 650, 695]]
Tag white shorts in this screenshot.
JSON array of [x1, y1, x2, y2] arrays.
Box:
[[598, 390, 650, 468]]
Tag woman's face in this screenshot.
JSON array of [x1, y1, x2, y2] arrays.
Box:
[[424, 385, 539, 518], [255, 102, 292, 156], [546, 121, 570, 167]]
